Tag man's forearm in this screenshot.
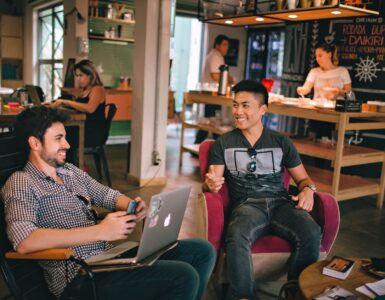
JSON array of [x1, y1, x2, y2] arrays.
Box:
[[16, 225, 103, 254]]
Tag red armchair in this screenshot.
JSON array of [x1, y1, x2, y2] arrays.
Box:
[[198, 140, 340, 288]]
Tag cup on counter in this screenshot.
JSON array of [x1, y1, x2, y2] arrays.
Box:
[[313, 0, 324, 7], [287, 0, 299, 9]]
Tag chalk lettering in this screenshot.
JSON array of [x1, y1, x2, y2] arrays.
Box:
[[371, 25, 385, 35], [349, 35, 384, 46], [343, 24, 366, 35]]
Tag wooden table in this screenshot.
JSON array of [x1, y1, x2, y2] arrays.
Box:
[[0, 108, 86, 169], [299, 258, 378, 300]]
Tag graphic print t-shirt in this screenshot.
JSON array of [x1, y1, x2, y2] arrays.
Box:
[[209, 128, 301, 206]]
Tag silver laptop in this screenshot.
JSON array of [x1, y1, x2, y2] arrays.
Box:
[[86, 185, 191, 266]]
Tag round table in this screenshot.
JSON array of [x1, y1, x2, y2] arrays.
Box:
[[299, 258, 378, 300]]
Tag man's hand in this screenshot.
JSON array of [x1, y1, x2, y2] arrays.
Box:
[[98, 211, 137, 241], [133, 197, 147, 222], [204, 165, 225, 193], [291, 188, 314, 212]]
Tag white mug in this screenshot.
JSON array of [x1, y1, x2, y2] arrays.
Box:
[[287, 0, 299, 9], [313, 0, 324, 6]]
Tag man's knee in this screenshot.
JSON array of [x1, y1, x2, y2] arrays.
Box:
[[171, 263, 200, 292]]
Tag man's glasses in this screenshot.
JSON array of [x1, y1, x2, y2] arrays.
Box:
[[247, 148, 257, 173], [77, 195, 98, 222]]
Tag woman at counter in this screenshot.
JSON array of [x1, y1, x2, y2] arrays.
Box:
[[52, 59, 106, 148], [297, 43, 352, 100]]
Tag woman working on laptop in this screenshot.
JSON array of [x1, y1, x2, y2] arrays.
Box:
[[50, 59, 106, 160]]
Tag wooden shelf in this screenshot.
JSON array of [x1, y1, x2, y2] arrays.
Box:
[[181, 144, 200, 155], [183, 120, 232, 136], [89, 35, 134, 43], [303, 165, 380, 201], [89, 16, 135, 25], [292, 138, 385, 166]]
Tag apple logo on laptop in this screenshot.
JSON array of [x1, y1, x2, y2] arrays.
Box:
[[164, 213, 171, 227]]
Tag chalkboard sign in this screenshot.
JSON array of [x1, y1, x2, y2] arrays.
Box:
[[281, 22, 313, 97]]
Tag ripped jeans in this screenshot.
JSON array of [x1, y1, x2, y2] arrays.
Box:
[[225, 197, 321, 299]]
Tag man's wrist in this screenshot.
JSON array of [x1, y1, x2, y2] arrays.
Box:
[[303, 184, 317, 193]]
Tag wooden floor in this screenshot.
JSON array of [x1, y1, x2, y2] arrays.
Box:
[[1, 125, 384, 300]]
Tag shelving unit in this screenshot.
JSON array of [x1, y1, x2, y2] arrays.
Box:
[[180, 92, 385, 208], [179, 92, 233, 165], [88, 35, 134, 43], [88, 7, 135, 44], [0, 14, 23, 90], [268, 102, 385, 207]]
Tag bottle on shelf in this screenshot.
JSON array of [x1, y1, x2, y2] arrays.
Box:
[[107, 4, 113, 19], [218, 64, 229, 96]]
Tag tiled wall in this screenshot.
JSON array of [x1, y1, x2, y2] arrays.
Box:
[[89, 40, 134, 88]]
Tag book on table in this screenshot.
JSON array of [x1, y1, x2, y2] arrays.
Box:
[[322, 256, 355, 280]]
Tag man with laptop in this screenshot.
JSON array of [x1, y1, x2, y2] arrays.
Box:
[[1, 106, 215, 300]]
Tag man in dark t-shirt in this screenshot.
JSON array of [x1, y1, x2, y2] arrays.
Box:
[[203, 80, 321, 300]]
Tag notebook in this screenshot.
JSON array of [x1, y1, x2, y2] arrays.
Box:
[[85, 186, 192, 269]]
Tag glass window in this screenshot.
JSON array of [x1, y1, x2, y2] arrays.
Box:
[[38, 4, 64, 100]]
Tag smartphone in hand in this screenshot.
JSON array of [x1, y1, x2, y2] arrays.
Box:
[[127, 201, 138, 215]]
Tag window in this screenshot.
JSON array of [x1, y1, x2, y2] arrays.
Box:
[[38, 4, 64, 100]]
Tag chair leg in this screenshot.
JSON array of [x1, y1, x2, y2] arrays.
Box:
[[100, 147, 111, 187], [93, 151, 102, 181]]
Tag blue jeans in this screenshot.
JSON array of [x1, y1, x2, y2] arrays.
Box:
[[61, 239, 216, 300], [225, 197, 321, 299]]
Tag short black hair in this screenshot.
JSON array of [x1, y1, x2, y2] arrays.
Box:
[[232, 80, 269, 106], [214, 34, 229, 48], [14, 106, 69, 155]]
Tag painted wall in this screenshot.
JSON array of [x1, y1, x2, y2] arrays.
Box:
[[203, 23, 247, 84]]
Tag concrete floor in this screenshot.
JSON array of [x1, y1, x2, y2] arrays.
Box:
[[1, 125, 384, 299]]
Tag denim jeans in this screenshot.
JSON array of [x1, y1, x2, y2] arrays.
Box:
[[61, 239, 216, 300], [225, 197, 321, 299]]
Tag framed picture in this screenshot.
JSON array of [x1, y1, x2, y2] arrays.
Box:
[[225, 38, 239, 67]]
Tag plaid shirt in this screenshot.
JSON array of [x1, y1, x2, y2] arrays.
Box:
[[1, 162, 122, 297]]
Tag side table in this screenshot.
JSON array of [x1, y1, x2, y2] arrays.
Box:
[[299, 258, 378, 300]]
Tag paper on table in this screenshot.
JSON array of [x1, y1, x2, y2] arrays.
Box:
[[356, 278, 385, 299], [356, 285, 376, 299]]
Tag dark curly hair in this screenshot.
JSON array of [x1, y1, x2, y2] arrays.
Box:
[[14, 106, 69, 155]]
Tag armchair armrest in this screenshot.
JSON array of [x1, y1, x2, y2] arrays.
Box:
[[311, 192, 340, 253], [204, 191, 225, 251], [5, 249, 74, 260]]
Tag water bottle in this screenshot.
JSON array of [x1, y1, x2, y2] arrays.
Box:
[[218, 64, 229, 96]]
